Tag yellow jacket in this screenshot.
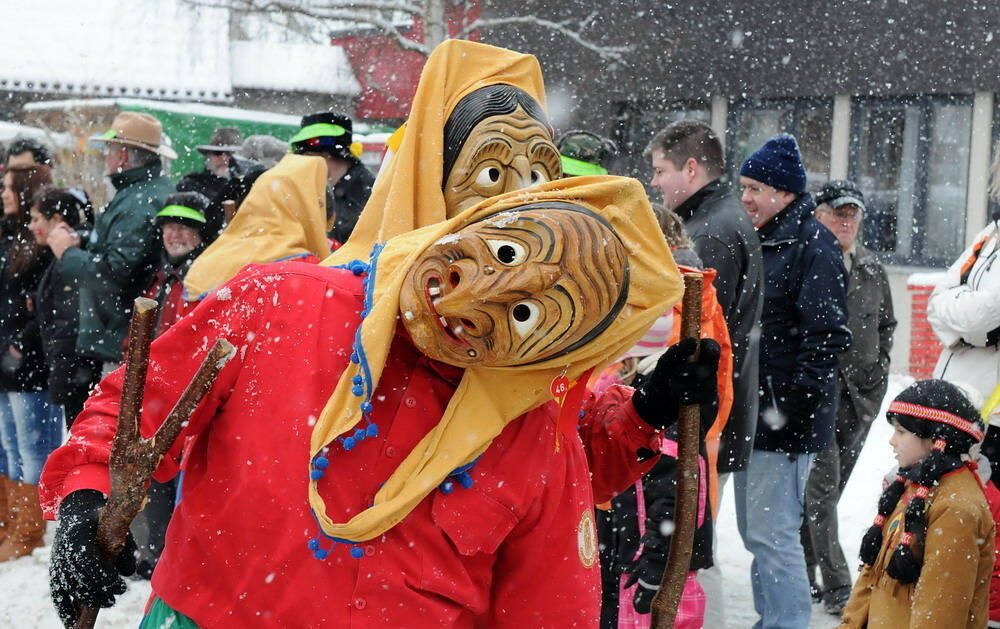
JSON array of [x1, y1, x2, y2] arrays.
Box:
[[840, 466, 994, 628]]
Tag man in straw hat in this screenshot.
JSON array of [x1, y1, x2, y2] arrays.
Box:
[[47, 111, 175, 370], [43, 174, 719, 628]]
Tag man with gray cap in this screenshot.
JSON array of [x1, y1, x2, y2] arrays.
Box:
[[803, 180, 895, 616], [176, 126, 245, 202], [48, 112, 175, 369]]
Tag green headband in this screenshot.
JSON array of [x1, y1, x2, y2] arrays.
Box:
[[289, 123, 348, 146], [157, 205, 207, 223], [561, 155, 608, 177]]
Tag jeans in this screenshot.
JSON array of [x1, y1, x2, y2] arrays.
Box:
[[734, 449, 816, 629], [0, 391, 64, 484]]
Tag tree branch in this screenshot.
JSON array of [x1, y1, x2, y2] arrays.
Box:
[[185, 0, 430, 54], [458, 15, 633, 63]]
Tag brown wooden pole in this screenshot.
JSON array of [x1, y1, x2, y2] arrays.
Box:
[[222, 199, 237, 227], [74, 299, 236, 629], [650, 272, 704, 628]]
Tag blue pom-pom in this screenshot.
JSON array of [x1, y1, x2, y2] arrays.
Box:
[[351, 385, 364, 396], [310, 469, 325, 481], [349, 260, 367, 275], [439, 480, 454, 494], [350, 546, 365, 559], [361, 309, 370, 318], [350, 352, 360, 364], [457, 472, 474, 489], [353, 428, 367, 441], [366, 424, 379, 438], [313, 456, 329, 470], [314, 549, 330, 560], [360, 402, 374, 414], [307, 539, 320, 551], [343, 437, 357, 450], [579, 410, 585, 419], [352, 374, 364, 385]]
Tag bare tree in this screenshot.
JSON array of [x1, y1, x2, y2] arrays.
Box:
[[185, 0, 631, 62]]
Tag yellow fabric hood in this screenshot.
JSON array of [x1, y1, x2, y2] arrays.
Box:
[[309, 175, 682, 542], [183, 154, 331, 300], [326, 39, 548, 265]]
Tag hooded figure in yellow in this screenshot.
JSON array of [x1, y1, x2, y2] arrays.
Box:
[[183, 154, 331, 300], [41, 174, 720, 627], [328, 38, 561, 265]]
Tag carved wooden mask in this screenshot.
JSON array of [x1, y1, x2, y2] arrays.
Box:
[[399, 203, 629, 367], [442, 107, 562, 216]]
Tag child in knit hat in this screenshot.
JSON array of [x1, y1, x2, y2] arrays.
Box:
[[840, 379, 994, 628]]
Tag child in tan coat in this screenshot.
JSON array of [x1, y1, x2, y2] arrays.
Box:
[[840, 379, 995, 628]]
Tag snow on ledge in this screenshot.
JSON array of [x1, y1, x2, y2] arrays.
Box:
[[231, 41, 360, 96]]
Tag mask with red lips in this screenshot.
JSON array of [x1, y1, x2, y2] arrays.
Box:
[[398, 203, 629, 368]]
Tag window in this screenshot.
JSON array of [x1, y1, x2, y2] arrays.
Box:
[[850, 95, 972, 266], [610, 100, 710, 180], [727, 99, 832, 191]]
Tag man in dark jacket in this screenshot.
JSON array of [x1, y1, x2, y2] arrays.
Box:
[[802, 180, 895, 615], [290, 112, 374, 248], [648, 121, 763, 474], [647, 120, 763, 628], [47, 112, 175, 369], [733, 134, 851, 629], [176, 127, 265, 239]]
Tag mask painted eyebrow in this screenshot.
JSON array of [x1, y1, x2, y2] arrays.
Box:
[[470, 137, 514, 164]]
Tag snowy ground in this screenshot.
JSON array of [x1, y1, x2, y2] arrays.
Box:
[[0, 376, 912, 627]]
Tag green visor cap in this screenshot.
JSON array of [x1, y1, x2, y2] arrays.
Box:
[[561, 155, 608, 177], [289, 123, 347, 146], [156, 205, 207, 223]]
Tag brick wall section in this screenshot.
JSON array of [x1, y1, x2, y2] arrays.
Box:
[[908, 284, 944, 379]]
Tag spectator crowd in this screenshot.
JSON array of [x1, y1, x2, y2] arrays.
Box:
[[1, 88, 998, 629]]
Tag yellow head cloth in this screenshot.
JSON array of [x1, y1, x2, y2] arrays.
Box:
[[309, 175, 682, 542], [183, 154, 331, 300], [325, 39, 548, 264]]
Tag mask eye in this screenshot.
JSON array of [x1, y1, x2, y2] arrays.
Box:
[[486, 239, 527, 265], [530, 169, 548, 185], [511, 301, 540, 337], [475, 166, 502, 187]]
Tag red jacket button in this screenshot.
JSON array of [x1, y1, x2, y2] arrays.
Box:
[[404, 397, 417, 408], [385, 445, 397, 458], [353, 597, 366, 610], [365, 545, 375, 557]]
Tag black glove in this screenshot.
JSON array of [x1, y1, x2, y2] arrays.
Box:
[[50, 490, 137, 628], [777, 383, 823, 422], [624, 571, 659, 615], [632, 337, 721, 430]]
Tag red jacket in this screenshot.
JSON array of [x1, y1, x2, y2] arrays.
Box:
[[40, 261, 658, 628]]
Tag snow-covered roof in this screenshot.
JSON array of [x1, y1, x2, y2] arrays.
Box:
[[0, 0, 359, 103], [0, 122, 71, 149], [0, 0, 232, 102], [230, 41, 360, 95]]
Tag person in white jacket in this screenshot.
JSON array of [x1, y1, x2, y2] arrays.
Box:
[[927, 211, 1000, 427]]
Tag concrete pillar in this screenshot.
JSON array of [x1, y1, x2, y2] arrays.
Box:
[[829, 95, 852, 180], [965, 91, 993, 242], [711, 95, 727, 150]]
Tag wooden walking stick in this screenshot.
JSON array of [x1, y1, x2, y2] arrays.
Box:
[[650, 272, 704, 628], [75, 298, 236, 629]]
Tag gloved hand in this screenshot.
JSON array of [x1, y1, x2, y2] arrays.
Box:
[[624, 571, 659, 615], [777, 383, 823, 422], [50, 489, 137, 628], [632, 337, 721, 430]]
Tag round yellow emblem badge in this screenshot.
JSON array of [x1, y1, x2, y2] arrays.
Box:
[[578, 509, 598, 568]]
